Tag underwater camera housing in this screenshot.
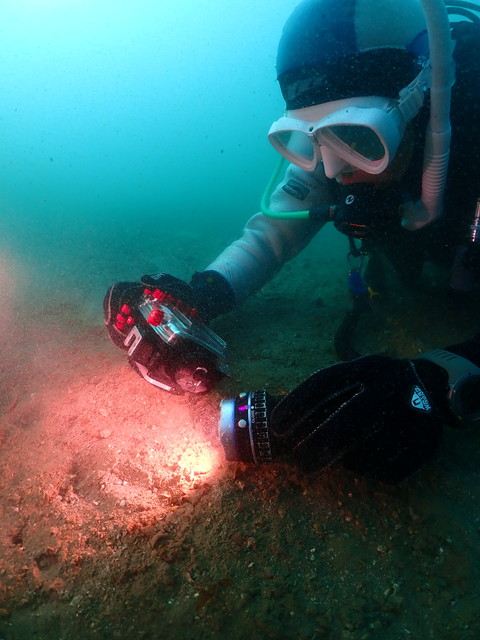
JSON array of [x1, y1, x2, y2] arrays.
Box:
[[124, 288, 229, 395], [219, 390, 278, 463]]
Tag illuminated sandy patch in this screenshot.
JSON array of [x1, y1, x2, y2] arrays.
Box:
[[26, 358, 227, 519], [0, 297, 229, 598]]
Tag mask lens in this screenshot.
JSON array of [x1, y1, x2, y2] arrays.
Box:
[[270, 130, 316, 167], [325, 125, 386, 161]]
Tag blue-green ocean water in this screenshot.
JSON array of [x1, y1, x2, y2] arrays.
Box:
[[0, 0, 302, 318]]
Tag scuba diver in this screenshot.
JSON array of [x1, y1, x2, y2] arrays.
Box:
[[104, 0, 480, 483]]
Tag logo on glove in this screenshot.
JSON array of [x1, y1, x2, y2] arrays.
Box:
[[410, 385, 432, 413]]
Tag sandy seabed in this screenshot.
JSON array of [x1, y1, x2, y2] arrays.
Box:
[[0, 219, 480, 640]]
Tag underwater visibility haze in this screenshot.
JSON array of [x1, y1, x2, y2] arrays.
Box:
[[0, 0, 293, 296]]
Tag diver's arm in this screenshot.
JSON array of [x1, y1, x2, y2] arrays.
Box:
[[206, 163, 337, 305], [265, 333, 480, 483]]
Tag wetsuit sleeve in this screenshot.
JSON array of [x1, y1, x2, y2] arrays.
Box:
[[205, 164, 336, 304]]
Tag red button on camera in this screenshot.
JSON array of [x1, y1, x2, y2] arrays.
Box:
[[147, 308, 164, 326]]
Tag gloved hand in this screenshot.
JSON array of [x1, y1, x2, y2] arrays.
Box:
[[269, 354, 454, 483], [104, 272, 234, 394]]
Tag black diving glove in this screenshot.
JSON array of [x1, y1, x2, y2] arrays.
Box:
[[103, 271, 235, 394], [269, 354, 455, 483]]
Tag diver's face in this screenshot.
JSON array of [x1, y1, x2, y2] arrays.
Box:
[[319, 146, 392, 185], [335, 167, 386, 185], [321, 124, 416, 186]]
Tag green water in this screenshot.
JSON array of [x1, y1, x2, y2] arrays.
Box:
[[0, 0, 294, 316]]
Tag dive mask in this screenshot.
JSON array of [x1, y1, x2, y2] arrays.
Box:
[[268, 65, 430, 174]]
